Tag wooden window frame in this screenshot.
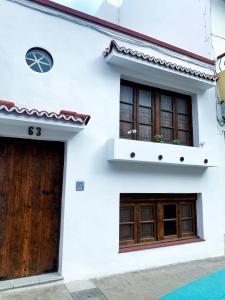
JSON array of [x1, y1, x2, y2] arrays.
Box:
[[120, 80, 193, 146], [119, 194, 198, 250]]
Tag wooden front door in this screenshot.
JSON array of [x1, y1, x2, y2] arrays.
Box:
[[0, 137, 64, 280]]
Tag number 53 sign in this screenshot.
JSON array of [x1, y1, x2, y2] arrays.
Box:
[[28, 127, 42, 136]]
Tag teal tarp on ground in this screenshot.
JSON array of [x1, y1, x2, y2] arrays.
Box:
[[160, 269, 225, 300]]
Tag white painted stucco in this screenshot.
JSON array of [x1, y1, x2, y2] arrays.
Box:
[[0, 0, 225, 282]]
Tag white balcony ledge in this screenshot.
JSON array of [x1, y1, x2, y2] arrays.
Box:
[[108, 139, 217, 168]]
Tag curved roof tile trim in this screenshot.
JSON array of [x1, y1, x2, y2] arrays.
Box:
[[103, 40, 216, 82], [0, 101, 91, 125]]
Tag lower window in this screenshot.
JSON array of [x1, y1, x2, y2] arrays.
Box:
[[119, 194, 197, 248]]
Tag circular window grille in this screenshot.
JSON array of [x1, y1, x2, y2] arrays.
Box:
[[25, 48, 53, 73]]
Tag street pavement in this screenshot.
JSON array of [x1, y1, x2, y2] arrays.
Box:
[[1, 257, 225, 300]]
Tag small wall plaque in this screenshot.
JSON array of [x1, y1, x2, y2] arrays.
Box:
[[76, 181, 85, 191]]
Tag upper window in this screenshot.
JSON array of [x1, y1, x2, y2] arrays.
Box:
[[25, 48, 53, 73], [120, 194, 197, 249], [120, 81, 193, 146]]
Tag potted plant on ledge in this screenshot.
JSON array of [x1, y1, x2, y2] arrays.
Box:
[[153, 134, 164, 143], [172, 139, 181, 145]]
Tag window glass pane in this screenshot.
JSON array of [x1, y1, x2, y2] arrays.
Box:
[[120, 224, 134, 241], [141, 223, 154, 239], [120, 85, 133, 104], [141, 207, 154, 221], [178, 130, 188, 144], [26, 49, 53, 73], [120, 122, 133, 139], [161, 95, 172, 111], [120, 207, 133, 223], [139, 107, 151, 124], [35, 53, 43, 59], [161, 128, 173, 142], [139, 125, 151, 141], [40, 63, 51, 73], [164, 204, 176, 219], [139, 90, 152, 107], [31, 63, 41, 73], [164, 220, 177, 236], [161, 111, 173, 127], [41, 57, 49, 64], [26, 53, 34, 60], [181, 220, 193, 233], [120, 103, 133, 122], [178, 114, 188, 130], [177, 98, 187, 114], [181, 204, 193, 218]]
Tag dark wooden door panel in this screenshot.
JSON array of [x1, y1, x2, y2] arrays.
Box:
[[0, 137, 64, 280]]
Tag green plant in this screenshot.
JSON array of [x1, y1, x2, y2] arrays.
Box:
[[172, 139, 181, 145], [153, 134, 164, 143]]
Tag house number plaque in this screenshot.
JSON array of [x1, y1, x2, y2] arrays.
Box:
[[28, 126, 42, 136]]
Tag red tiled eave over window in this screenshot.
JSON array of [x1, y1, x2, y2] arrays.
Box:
[[0, 100, 91, 125], [31, 0, 214, 65], [104, 40, 217, 82]]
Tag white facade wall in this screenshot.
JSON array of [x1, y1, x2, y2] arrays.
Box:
[[0, 0, 225, 282]]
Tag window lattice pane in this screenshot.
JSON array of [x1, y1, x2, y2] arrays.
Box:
[[178, 130, 188, 144], [141, 223, 154, 238], [178, 114, 188, 130], [120, 207, 134, 223], [141, 207, 154, 221], [177, 98, 187, 114], [120, 122, 133, 139], [161, 128, 173, 142], [181, 220, 193, 233], [161, 95, 172, 111], [164, 204, 176, 219], [181, 204, 193, 218], [139, 125, 151, 141], [161, 111, 173, 127], [139, 107, 151, 124], [120, 224, 134, 241], [120, 85, 133, 104], [139, 90, 152, 107], [120, 103, 133, 122], [164, 220, 177, 236]]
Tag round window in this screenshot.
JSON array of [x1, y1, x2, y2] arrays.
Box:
[[25, 48, 53, 73]]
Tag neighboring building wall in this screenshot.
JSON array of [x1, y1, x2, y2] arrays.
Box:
[[0, 0, 224, 282], [98, 0, 213, 59], [211, 0, 225, 58]]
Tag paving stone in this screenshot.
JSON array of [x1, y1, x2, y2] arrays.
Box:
[[94, 256, 225, 300], [71, 288, 108, 300], [0, 281, 13, 292], [14, 276, 39, 288], [1, 257, 225, 299], [1, 284, 73, 300], [66, 280, 96, 293], [38, 273, 63, 284]]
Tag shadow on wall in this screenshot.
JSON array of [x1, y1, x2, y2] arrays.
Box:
[[108, 160, 207, 178]]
